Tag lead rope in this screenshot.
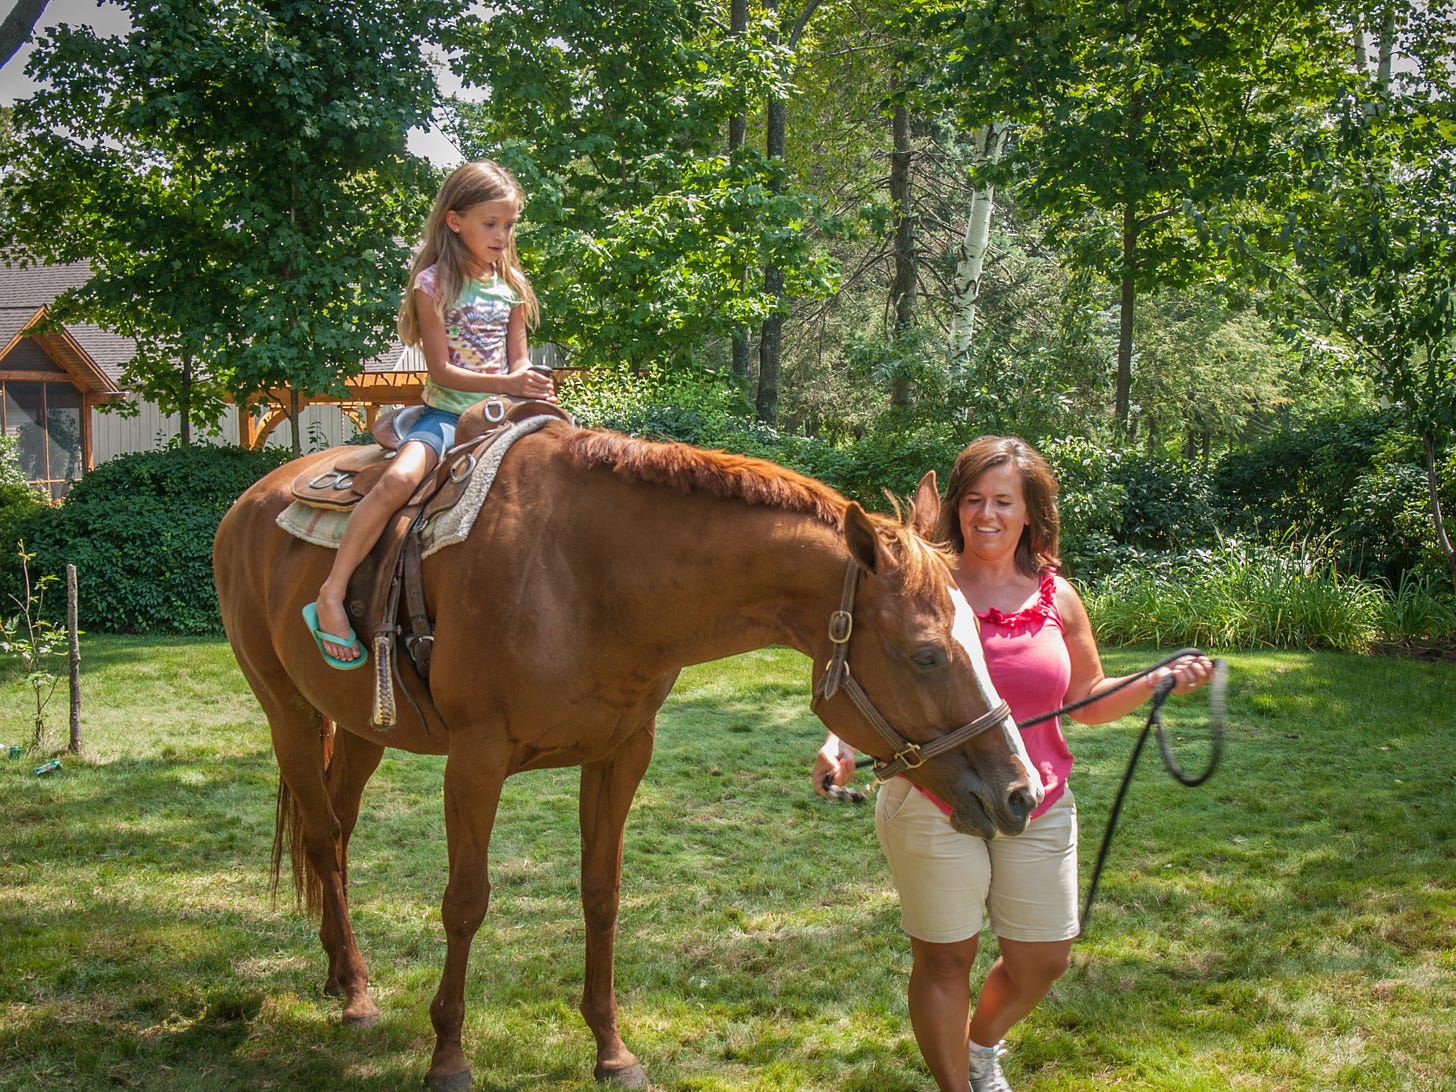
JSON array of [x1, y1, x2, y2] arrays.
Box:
[[1074, 652, 1227, 933]]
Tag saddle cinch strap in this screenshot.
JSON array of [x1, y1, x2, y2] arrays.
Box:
[[333, 399, 574, 730]]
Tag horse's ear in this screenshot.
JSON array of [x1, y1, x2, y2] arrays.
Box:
[[911, 471, 940, 538], [845, 502, 880, 575]]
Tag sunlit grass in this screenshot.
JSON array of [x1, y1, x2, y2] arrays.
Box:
[[1, 637, 1453, 1090]]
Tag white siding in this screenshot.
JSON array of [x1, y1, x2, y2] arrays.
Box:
[[91, 396, 367, 462]]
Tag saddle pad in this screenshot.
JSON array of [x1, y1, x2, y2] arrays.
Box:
[[276, 500, 353, 548], [419, 414, 557, 557]]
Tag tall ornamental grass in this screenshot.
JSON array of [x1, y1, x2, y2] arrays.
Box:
[[1080, 537, 1424, 652]]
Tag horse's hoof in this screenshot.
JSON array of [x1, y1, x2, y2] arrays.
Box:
[[342, 1009, 381, 1029], [594, 1062, 649, 1088], [423, 1070, 474, 1092]]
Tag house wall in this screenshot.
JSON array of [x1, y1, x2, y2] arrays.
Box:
[[91, 396, 366, 462]]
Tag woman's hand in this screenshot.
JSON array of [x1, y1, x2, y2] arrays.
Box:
[[1148, 654, 1215, 695], [813, 733, 857, 798]]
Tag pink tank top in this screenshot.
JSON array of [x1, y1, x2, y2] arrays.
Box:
[[978, 569, 1073, 820], [920, 569, 1073, 822]]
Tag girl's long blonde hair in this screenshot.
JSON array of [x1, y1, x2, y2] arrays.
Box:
[[397, 160, 540, 345]]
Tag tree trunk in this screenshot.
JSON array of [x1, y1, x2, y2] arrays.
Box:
[[949, 123, 1008, 368], [179, 351, 194, 447], [757, 83, 787, 424], [753, 1, 821, 425], [1115, 200, 1138, 431], [757, 267, 783, 424], [888, 93, 915, 408], [289, 389, 303, 458], [728, 0, 751, 379], [0, 0, 48, 69], [1423, 431, 1456, 592]]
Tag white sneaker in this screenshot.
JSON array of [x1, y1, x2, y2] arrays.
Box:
[[968, 1040, 1012, 1092]]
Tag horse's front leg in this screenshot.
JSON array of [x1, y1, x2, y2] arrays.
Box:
[[579, 725, 656, 1089], [425, 747, 507, 1092]]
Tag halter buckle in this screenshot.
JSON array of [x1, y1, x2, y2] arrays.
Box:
[[827, 609, 853, 644], [891, 742, 925, 770]]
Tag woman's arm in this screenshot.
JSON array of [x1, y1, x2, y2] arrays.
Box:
[[1057, 576, 1212, 725]]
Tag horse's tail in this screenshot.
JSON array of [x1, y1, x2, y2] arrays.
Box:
[[270, 716, 337, 918]]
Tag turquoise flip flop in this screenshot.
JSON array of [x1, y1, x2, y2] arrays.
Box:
[[302, 602, 368, 670]]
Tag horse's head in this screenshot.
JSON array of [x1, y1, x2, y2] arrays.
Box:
[[810, 472, 1043, 839]]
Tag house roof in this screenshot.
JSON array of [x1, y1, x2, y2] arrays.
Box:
[[0, 260, 136, 382], [0, 258, 425, 386]]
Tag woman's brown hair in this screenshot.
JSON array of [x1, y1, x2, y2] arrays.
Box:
[[932, 435, 1061, 578]]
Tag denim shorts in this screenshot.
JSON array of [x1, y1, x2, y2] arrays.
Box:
[[400, 406, 460, 457], [874, 777, 1079, 944]]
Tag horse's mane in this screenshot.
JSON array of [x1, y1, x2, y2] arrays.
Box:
[[560, 428, 948, 592], [562, 428, 848, 527]]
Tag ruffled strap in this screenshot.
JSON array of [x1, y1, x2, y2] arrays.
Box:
[[977, 568, 1058, 635]]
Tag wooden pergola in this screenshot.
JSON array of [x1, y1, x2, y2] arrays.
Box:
[[236, 371, 425, 450]]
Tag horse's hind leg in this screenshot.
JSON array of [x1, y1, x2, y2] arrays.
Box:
[[321, 728, 386, 1013], [270, 701, 382, 1027], [579, 727, 655, 1088]]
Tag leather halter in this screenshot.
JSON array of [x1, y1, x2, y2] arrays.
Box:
[[810, 559, 1013, 786]]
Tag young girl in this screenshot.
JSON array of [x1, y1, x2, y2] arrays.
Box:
[[304, 160, 555, 669]]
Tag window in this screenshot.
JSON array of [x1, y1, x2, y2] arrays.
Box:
[[2, 381, 83, 500]]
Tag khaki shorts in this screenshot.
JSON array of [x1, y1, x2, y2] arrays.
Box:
[[874, 777, 1079, 944]]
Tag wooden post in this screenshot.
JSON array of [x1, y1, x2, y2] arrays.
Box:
[[67, 564, 81, 755]]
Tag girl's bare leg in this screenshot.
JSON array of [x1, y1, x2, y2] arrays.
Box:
[[313, 442, 438, 660]]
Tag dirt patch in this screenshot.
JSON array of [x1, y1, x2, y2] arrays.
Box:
[[1370, 641, 1456, 663]]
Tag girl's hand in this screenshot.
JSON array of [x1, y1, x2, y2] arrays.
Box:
[[1149, 654, 1215, 695], [505, 361, 556, 401]]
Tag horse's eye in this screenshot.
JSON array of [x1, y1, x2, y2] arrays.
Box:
[[909, 646, 946, 670]]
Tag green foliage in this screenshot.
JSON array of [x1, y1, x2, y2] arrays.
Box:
[[1043, 439, 1219, 578], [1214, 411, 1393, 538], [2, 0, 454, 430], [0, 542, 70, 750], [561, 364, 756, 445], [908, 0, 1350, 426], [12, 446, 291, 636], [1129, 288, 1301, 452], [1380, 571, 1456, 648], [446, 1, 837, 371], [0, 440, 48, 589]]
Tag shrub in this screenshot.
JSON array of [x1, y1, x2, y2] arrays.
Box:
[[1214, 410, 1392, 537], [561, 364, 755, 445], [1044, 439, 1218, 579], [0, 438, 50, 590], [13, 445, 291, 635]]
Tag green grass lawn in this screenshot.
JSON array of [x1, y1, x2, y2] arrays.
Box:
[[1, 637, 1452, 1090]]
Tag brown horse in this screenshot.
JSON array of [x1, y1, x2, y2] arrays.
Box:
[[213, 420, 1040, 1091]]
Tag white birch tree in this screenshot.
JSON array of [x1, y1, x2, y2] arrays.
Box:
[[947, 121, 1007, 368]]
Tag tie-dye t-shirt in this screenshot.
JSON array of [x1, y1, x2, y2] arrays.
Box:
[[414, 264, 522, 415]]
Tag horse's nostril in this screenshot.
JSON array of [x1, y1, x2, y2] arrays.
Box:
[[1008, 787, 1036, 818]]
